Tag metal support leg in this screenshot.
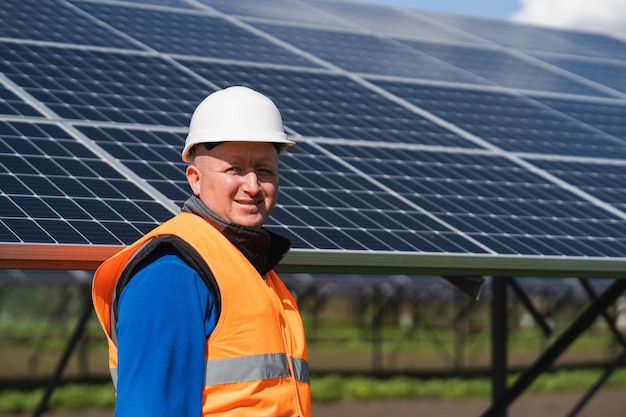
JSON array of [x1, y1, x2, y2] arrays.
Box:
[[563, 279, 626, 417], [481, 278, 626, 417], [509, 278, 552, 337], [565, 349, 626, 417], [32, 285, 92, 417], [491, 277, 509, 417], [578, 279, 626, 347]]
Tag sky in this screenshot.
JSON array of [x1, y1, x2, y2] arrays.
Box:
[[362, 0, 626, 40]]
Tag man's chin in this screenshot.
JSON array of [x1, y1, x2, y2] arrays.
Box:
[[233, 213, 266, 228]]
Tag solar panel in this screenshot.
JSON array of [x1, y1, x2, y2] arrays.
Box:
[[421, 10, 626, 60], [252, 22, 490, 84], [0, 120, 173, 245], [2, 0, 142, 49], [0, 41, 207, 125], [371, 81, 626, 158], [173, 61, 479, 147], [272, 142, 491, 253], [532, 54, 626, 95], [397, 41, 614, 97], [319, 144, 626, 257], [200, 0, 352, 27], [72, 1, 319, 66], [73, 124, 190, 204], [308, 0, 485, 44], [2, 0, 626, 272], [531, 160, 626, 212], [537, 97, 626, 142], [0, 85, 44, 117]]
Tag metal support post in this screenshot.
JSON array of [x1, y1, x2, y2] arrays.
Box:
[[491, 276, 509, 417], [509, 278, 552, 337], [32, 285, 92, 417]]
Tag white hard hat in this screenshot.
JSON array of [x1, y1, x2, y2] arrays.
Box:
[[182, 86, 295, 162]]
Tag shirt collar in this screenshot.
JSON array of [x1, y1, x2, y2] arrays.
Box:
[[182, 195, 291, 276]]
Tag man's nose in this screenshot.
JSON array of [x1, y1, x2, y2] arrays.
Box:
[[241, 171, 260, 193]]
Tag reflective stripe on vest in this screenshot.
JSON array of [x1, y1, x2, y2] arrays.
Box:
[[109, 353, 310, 390], [291, 357, 310, 384], [204, 353, 310, 386], [110, 367, 118, 390]]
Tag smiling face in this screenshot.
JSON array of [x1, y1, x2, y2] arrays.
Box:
[[186, 141, 279, 228]]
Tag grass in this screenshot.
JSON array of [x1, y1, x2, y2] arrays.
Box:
[[0, 384, 115, 413], [2, 368, 626, 412], [311, 367, 626, 402]]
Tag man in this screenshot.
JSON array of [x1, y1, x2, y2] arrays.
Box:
[[92, 86, 311, 416]]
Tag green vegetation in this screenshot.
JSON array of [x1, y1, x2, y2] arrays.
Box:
[[311, 368, 626, 402], [2, 368, 626, 412], [0, 384, 115, 413]]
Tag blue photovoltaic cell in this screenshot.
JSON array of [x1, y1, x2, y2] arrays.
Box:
[[530, 159, 626, 214], [322, 143, 626, 257], [0, 121, 173, 245], [2, 0, 141, 49], [309, 0, 482, 44], [0, 42, 209, 126], [251, 22, 490, 84], [536, 97, 626, 143], [75, 125, 192, 205], [268, 142, 489, 253], [371, 80, 626, 159], [0, 86, 43, 117], [202, 0, 351, 27], [73, 1, 318, 67], [422, 11, 626, 60], [176, 60, 480, 148], [402, 41, 610, 97], [532, 55, 626, 96]]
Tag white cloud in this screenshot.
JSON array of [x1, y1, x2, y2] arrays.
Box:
[[511, 0, 626, 40]]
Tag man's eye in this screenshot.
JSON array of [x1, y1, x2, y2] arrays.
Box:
[[258, 168, 277, 177]]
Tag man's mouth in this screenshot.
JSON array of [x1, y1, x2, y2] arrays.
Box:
[[236, 199, 260, 206]]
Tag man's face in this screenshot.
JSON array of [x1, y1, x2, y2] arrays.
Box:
[[186, 141, 279, 228]]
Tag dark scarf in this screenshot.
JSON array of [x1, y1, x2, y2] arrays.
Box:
[[182, 195, 291, 276]]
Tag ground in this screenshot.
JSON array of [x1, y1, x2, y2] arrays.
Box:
[[4, 388, 625, 417], [313, 388, 626, 416]]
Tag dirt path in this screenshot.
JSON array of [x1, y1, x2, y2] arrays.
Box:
[[4, 388, 625, 417], [314, 388, 626, 416]]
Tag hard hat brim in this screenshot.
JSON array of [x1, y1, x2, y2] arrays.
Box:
[[182, 135, 295, 162]]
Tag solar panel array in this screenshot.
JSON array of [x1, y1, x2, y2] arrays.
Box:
[[3, 0, 626, 261]]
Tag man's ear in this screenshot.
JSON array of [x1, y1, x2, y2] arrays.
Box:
[[186, 164, 201, 196]]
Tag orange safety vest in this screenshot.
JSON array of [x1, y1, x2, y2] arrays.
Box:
[[92, 212, 311, 417]]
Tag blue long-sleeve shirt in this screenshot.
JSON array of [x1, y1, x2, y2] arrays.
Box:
[[115, 252, 218, 417]]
